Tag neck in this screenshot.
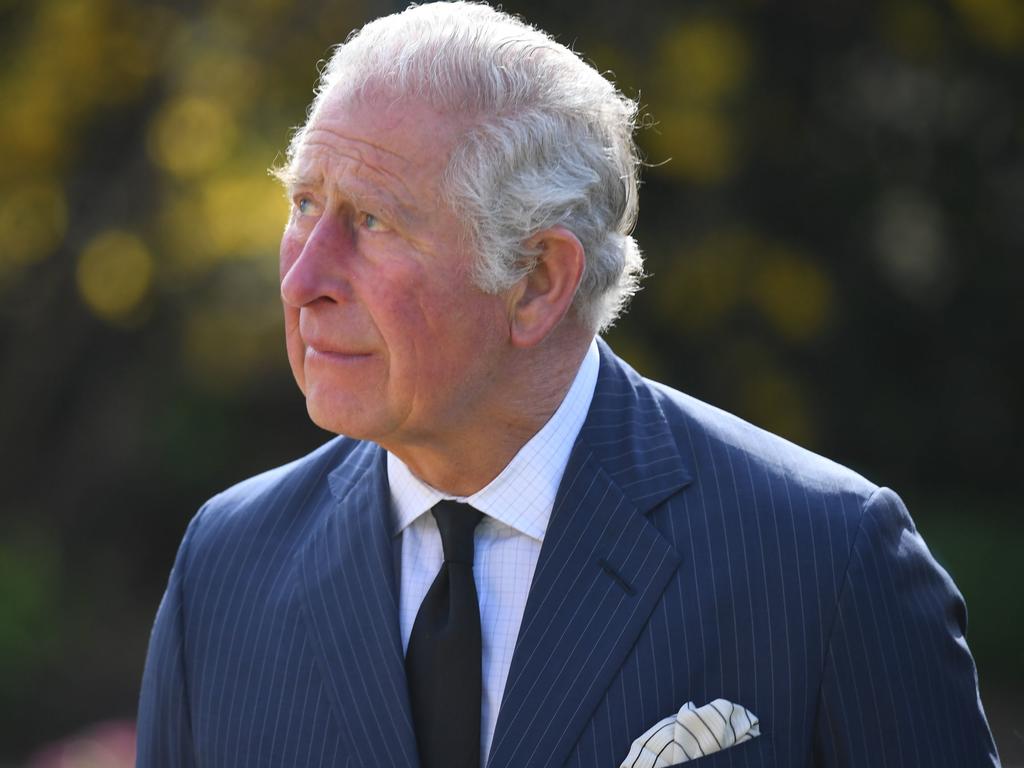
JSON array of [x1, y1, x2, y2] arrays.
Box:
[[386, 333, 593, 496]]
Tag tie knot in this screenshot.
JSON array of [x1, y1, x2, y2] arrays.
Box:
[[431, 500, 482, 565]]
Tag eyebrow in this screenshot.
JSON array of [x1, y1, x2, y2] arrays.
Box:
[[272, 164, 321, 193]]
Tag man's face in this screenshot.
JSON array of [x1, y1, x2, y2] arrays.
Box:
[[279, 91, 513, 452]]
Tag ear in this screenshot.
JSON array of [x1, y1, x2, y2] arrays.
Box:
[[508, 226, 585, 348]]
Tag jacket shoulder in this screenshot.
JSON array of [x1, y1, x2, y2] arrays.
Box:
[[185, 435, 371, 556]]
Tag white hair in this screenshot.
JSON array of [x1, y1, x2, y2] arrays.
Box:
[[289, 1, 643, 331]]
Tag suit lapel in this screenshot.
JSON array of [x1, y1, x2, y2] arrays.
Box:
[[295, 442, 419, 768], [487, 342, 692, 768]]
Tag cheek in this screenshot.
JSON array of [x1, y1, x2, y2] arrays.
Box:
[[362, 273, 449, 386], [363, 258, 434, 327], [413, 291, 508, 375], [283, 306, 306, 392]]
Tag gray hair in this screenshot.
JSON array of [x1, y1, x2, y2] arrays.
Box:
[[289, 1, 643, 331]]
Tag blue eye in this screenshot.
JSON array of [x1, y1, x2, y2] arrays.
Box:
[[362, 212, 389, 232], [297, 197, 313, 215]]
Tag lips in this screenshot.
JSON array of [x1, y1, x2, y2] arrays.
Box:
[[303, 339, 375, 370], [305, 342, 372, 357], [298, 311, 374, 359]]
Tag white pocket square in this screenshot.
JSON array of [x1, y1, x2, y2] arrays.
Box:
[[619, 699, 760, 767]]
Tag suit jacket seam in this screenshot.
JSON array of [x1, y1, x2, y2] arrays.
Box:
[[807, 484, 884, 761]]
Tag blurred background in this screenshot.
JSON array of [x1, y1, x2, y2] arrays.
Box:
[[0, 0, 1021, 764]]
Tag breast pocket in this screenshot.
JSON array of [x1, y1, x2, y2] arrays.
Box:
[[665, 735, 771, 767]]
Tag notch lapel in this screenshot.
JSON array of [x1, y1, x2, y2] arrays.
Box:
[[487, 342, 692, 768], [296, 442, 419, 768]]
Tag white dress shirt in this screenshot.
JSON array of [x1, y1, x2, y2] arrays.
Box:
[[388, 339, 600, 764]]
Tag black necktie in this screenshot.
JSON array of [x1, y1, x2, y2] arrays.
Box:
[[405, 500, 484, 768]]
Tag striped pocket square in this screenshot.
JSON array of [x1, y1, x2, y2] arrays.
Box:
[[619, 699, 760, 767]]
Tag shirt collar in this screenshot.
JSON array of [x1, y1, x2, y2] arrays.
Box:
[[388, 338, 600, 542]]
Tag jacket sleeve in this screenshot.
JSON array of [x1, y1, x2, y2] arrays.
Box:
[[137, 508, 205, 768], [813, 487, 1001, 766]]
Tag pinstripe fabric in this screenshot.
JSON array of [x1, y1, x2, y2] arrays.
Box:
[[138, 340, 999, 767], [389, 340, 600, 765]]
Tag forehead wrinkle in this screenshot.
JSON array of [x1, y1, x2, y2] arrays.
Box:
[[306, 122, 411, 161], [296, 132, 428, 209], [302, 125, 418, 188]]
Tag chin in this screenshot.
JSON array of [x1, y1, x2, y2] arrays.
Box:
[[304, 391, 381, 441], [306, 400, 355, 437]]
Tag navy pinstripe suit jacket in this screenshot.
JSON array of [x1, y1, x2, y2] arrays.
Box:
[[138, 341, 999, 767]]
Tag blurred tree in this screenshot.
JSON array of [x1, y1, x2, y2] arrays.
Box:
[[1, 0, 1020, 762]]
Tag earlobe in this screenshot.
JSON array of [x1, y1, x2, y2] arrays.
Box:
[[509, 227, 585, 348]]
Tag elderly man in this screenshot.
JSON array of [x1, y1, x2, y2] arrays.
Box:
[[138, 3, 999, 767]]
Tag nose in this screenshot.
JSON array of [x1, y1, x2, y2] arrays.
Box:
[[280, 216, 351, 308]]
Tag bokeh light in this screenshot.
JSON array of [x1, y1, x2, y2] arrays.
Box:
[[148, 97, 239, 178], [2, 0, 1021, 762], [951, 0, 1024, 54], [750, 249, 833, 343], [657, 18, 749, 103], [644, 17, 749, 183], [0, 181, 67, 273], [76, 231, 155, 323]]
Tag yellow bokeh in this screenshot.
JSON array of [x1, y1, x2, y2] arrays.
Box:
[[148, 97, 238, 178], [178, 48, 262, 110], [647, 107, 737, 183], [101, 5, 177, 102], [656, 230, 834, 344], [0, 79, 67, 176], [35, 0, 106, 108], [657, 18, 750, 103], [158, 193, 216, 272], [750, 248, 833, 342], [645, 16, 750, 183], [157, 169, 286, 276], [951, 0, 1024, 53], [0, 0, 170, 181], [76, 230, 154, 323], [0, 181, 68, 271], [201, 173, 288, 257]]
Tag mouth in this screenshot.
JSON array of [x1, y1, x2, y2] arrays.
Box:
[[304, 343, 373, 364]]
